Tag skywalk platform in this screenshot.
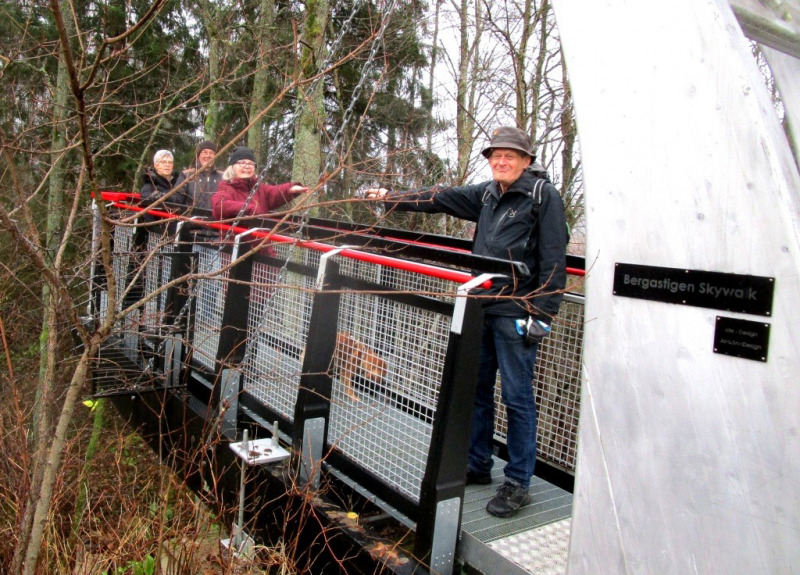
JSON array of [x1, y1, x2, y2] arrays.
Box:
[[460, 462, 572, 574]]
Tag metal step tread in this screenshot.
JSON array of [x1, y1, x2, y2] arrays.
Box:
[[488, 517, 570, 575], [459, 459, 572, 574], [462, 461, 572, 542]]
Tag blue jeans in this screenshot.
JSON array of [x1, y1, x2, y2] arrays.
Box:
[[468, 315, 539, 489]]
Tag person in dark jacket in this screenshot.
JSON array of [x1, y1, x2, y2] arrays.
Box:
[[139, 149, 185, 210], [175, 140, 223, 214], [365, 126, 567, 518], [211, 146, 308, 221]]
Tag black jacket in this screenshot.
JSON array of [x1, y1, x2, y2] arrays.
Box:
[[175, 166, 223, 213], [139, 169, 185, 210], [384, 169, 567, 319]]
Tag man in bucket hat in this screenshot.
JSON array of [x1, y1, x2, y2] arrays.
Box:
[[364, 126, 567, 518]]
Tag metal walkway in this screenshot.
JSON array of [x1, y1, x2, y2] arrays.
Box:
[[94, 337, 573, 574], [459, 460, 572, 575]]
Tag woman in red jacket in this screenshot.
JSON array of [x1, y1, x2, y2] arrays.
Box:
[[211, 146, 308, 221]]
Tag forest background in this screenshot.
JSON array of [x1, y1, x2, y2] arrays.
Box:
[[0, 0, 582, 572]]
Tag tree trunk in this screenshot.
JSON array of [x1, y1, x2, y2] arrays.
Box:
[[247, 0, 277, 157], [21, 345, 98, 575], [514, 0, 533, 127], [12, 4, 73, 570], [205, 26, 223, 141], [426, 0, 443, 156], [529, 0, 550, 143], [291, 0, 328, 190], [560, 60, 580, 231], [11, 303, 59, 575], [67, 398, 106, 556], [35, 0, 73, 446], [455, 0, 481, 186]]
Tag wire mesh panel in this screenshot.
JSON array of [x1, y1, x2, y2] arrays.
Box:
[[110, 224, 141, 365], [536, 294, 583, 470], [493, 293, 584, 473], [242, 249, 315, 422], [191, 245, 230, 369], [141, 230, 176, 334], [99, 290, 109, 326], [96, 220, 135, 326], [327, 263, 456, 502], [93, 218, 171, 396], [118, 311, 143, 366], [340, 258, 457, 306], [110, 223, 136, 316]]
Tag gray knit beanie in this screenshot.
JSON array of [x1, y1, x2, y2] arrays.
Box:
[[195, 140, 217, 157]]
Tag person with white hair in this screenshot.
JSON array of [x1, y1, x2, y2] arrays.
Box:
[[139, 149, 186, 209]]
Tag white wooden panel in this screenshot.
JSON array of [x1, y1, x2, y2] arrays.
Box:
[[550, 1, 800, 573]]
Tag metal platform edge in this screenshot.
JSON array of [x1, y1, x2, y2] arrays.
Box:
[[458, 530, 531, 575]]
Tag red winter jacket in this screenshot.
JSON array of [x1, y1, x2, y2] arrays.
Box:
[[211, 177, 301, 221]]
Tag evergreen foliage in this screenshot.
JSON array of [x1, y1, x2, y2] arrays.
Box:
[[0, 0, 582, 569]]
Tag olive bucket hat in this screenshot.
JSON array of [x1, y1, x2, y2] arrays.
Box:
[[480, 126, 535, 160]]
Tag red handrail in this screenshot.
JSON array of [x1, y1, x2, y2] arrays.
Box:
[[101, 196, 492, 289], [98, 190, 584, 285]]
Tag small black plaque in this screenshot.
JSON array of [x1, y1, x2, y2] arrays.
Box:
[[613, 263, 774, 316], [713, 316, 770, 362]]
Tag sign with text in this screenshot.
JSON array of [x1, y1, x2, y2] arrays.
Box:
[[713, 316, 770, 362], [613, 263, 774, 316]]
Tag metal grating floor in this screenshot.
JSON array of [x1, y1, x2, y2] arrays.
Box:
[[459, 458, 572, 574], [91, 337, 169, 397]]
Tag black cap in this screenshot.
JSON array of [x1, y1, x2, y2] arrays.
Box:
[[229, 146, 256, 166]]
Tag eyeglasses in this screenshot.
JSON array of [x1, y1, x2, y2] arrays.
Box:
[[235, 161, 256, 168]]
